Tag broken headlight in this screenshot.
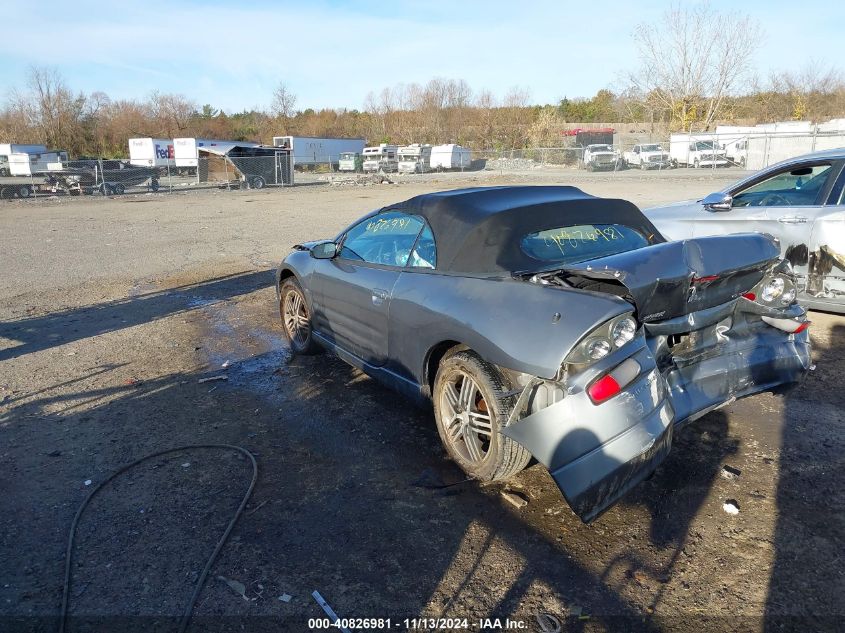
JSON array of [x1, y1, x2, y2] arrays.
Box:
[[565, 313, 639, 366]]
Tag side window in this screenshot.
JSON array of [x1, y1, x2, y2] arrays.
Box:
[[732, 163, 832, 207], [409, 223, 436, 269], [339, 211, 424, 267]]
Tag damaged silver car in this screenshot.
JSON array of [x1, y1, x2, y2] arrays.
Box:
[[276, 186, 811, 522], [645, 148, 845, 313]]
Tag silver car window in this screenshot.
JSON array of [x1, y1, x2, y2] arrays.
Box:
[[732, 163, 832, 207], [339, 211, 424, 267]]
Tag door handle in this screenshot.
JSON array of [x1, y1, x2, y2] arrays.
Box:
[[777, 216, 808, 224], [371, 288, 389, 306]]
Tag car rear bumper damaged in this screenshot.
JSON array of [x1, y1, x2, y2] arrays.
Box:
[[503, 301, 811, 522]]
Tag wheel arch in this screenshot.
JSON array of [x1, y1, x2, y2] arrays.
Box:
[[423, 340, 467, 398], [275, 265, 298, 299]]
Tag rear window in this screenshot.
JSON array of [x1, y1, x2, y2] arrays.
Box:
[[520, 224, 650, 265]]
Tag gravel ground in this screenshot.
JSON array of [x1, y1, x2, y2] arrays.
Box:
[[1, 169, 843, 632]]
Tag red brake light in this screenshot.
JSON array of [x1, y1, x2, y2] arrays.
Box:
[[588, 374, 621, 404], [692, 275, 719, 284], [742, 292, 756, 301]]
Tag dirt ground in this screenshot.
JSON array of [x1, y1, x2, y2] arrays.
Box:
[[1, 169, 843, 632]]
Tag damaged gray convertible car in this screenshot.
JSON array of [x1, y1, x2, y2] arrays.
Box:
[[275, 186, 811, 522]]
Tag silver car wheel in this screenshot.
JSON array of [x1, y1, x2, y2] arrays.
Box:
[[439, 371, 493, 464], [282, 288, 310, 348]]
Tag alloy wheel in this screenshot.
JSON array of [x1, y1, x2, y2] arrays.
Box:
[[439, 371, 494, 464], [282, 289, 310, 348]]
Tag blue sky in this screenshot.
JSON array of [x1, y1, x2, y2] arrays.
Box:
[[1, 0, 842, 112]]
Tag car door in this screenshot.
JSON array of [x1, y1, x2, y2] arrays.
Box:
[[314, 211, 426, 366], [713, 161, 841, 288]]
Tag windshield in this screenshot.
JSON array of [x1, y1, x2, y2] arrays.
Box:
[[340, 153, 355, 159], [695, 141, 719, 151], [520, 224, 651, 265], [641, 144, 663, 152], [589, 145, 613, 152]]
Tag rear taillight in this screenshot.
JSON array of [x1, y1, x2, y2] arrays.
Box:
[[564, 312, 639, 367], [587, 358, 642, 404], [588, 375, 620, 403]]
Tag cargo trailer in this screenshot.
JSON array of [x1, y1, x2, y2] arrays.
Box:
[[272, 136, 366, 168], [128, 138, 175, 169], [430, 144, 471, 170], [174, 138, 259, 174]]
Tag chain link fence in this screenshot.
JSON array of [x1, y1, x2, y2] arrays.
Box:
[[6, 131, 844, 202], [0, 154, 294, 201]]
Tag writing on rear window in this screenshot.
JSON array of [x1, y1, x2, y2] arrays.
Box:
[[521, 224, 649, 264], [366, 217, 411, 232]]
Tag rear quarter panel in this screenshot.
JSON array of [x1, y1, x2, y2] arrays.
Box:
[[387, 272, 632, 384]]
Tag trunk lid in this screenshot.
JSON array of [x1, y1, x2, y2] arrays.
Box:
[[559, 234, 780, 322]]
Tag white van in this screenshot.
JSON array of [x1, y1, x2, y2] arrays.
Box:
[[362, 144, 398, 173]]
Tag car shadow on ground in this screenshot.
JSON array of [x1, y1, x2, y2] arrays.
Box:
[[765, 322, 845, 633], [0, 270, 274, 362], [0, 282, 765, 633]]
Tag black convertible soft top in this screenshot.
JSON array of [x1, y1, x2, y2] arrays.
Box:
[[388, 186, 666, 274]]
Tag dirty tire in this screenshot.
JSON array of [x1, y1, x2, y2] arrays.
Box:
[[279, 277, 319, 355], [433, 349, 531, 482], [149, 179, 160, 192], [17, 185, 32, 198], [250, 175, 266, 189], [113, 183, 125, 195]]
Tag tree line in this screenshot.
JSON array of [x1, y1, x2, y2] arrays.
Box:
[[1, 5, 843, 158]]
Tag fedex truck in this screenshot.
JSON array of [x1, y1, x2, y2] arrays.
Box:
[[128, 138, 174, 169]]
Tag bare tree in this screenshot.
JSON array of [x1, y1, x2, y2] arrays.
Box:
[[272, 82, 298, 120], [630, 2, 761, 130]]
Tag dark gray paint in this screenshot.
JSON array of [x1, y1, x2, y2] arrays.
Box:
[[276, 187, 812, 522]]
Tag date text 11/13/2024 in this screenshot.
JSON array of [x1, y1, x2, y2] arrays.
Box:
[[308, 616, 536, 630]]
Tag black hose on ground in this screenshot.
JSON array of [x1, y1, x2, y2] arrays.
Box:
[[60, 444, 258, 633]]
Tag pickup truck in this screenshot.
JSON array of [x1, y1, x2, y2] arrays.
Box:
[[623, 144, 674, 170], [581, 144, 621, 171]]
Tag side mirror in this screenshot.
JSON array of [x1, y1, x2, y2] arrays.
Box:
[[702, 192, 733, 212], [310, 241, 338, 259]]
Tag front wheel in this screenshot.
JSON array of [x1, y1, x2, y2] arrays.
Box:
[[279, 277, 319, 354], [433, 350, 531, 481]]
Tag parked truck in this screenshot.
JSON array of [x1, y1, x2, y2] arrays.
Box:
[[397, 144, 432, 174], [430, 144, 472, 170], [1, 144, 47, 176], [338, 152, 363, 172], [669, 134, 729, 168], [623, 143, 673, 170], [581, 144, 621, 171], [362, 144, 399, 173], [272, 136, 366, 168], [128, 138, 175, 170]]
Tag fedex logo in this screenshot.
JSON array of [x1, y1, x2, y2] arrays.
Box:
[[155, 144, 174, 159]]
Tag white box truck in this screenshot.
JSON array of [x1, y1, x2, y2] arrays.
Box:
[[430, 144, 471, 170], [128, 138, 175, 168], [362, 144, 399, 173], [272, 136, 366, 168], [7, 151, 67, 176], [669, 134, 729, 168], [1, 144, 48, 176], [397, 144, 432, 174]]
